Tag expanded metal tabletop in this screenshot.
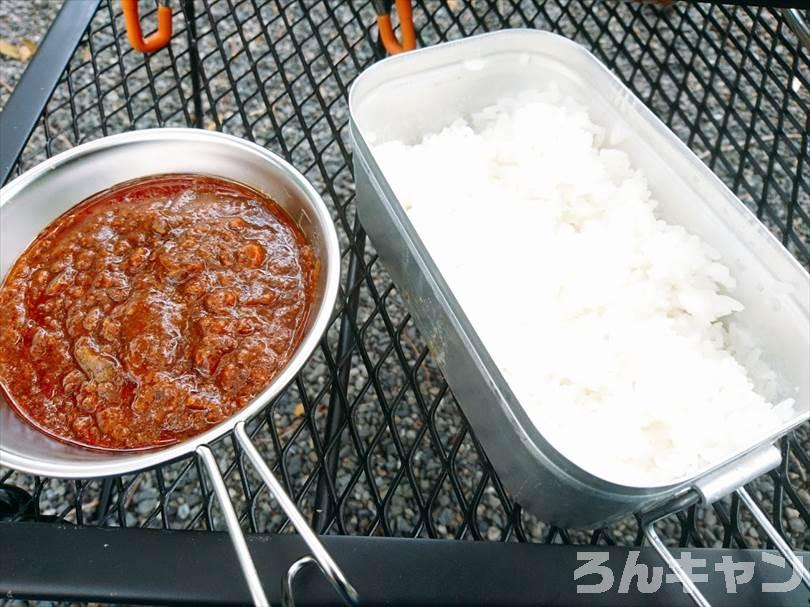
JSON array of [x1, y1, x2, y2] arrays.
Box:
[[0, 1, 808, 604]]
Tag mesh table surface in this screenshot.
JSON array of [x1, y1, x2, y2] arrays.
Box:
[[1, 0, 808, 558]]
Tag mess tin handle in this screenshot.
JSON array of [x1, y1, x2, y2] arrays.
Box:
[[641, 445, 809, 607], [736, 487, 810, 589], [197, 423, 359, 607], [121, 0, 173, 53], [374, 0, 416, 55]]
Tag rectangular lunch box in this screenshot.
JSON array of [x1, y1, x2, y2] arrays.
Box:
[[348, 29, 810, 529]]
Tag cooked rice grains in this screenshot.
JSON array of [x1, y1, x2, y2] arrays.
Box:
[[373, 89, 796, 486]]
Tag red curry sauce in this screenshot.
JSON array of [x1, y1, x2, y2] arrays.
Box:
[[0, 174, 317, 450]]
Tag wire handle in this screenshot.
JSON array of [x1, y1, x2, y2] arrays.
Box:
[[642, 487, 810, 607], [197, 444, 270, 606], [121, 0, 173, 53], [234, 423, 359, 606], [197, 423, 358, 607], [283, 555, 346, 607], [643, 520, 711, 607], [784, 8, 810, 49], [375, 0, 416, 55], [736, 487, 810, 588]]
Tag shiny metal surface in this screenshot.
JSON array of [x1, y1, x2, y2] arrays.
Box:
[[0, 129, 347, 606], [0, 128, 341, 479], [198, 445, 270, 607], [644, 523, 711, 607], [349, 30, 810, 527], [235, 423, 359, 605], [644, 447, 781, 607], [784, 8, 810, 49], [694, 445, 781, 505], [283, 556, 321, 607], [738, 487, 810, 590], [650, 481, 810, 607]]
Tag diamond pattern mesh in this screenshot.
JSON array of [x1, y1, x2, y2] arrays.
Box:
[[1, 0, 808, 559]]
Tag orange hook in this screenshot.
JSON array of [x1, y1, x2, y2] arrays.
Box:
[[376, 0, 416, 55], [121, 0, 173, 53]]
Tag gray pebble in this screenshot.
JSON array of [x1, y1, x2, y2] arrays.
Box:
[[788, 519, 806, 534], [136, 500, 155, 516], [178, 503, 191, 520], [136, 488, 159, 501], [286, 459, 302, 476], [437, 509, 453, 526]]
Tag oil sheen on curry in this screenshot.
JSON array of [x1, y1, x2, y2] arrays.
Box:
[[0, 174, 317, 450]]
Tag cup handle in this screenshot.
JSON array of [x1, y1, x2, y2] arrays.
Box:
[[234, 422, 359, 606], [197, 444, 270, 606]]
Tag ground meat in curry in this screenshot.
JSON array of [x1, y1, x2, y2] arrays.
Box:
[[0, 174, 317, 450]]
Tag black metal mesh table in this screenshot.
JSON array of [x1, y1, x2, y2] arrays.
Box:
[[1, 0, 808, 604]]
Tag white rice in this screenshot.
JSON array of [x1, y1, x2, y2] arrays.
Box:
[[372, 88, 795, 487]]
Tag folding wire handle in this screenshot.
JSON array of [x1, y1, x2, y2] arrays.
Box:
[[641, 446, 810, 607], [783, 8, 810, 49], [197, 421, 359, 607], [121, 0, 173, 53], [374, 0, 416, 55]]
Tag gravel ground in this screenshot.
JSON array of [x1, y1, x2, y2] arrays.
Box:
[[0, 0, 61, 109], [1, 1, 808, 605]]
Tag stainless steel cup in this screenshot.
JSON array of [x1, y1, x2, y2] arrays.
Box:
[[0, 129, 356, 607]]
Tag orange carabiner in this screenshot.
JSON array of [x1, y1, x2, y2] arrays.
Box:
[[121, 0, 173, 53], [376, 0, 416, 55]]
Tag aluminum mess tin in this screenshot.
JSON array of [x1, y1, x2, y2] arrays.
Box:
[[0, 128, 341, 479], [349, 30, 810, 527]]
